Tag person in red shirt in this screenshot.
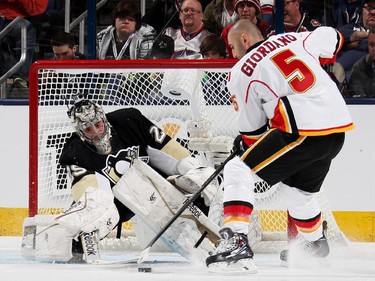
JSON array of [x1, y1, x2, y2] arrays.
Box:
[[221, 0, 269, 58], [0, 0, 48, 88]]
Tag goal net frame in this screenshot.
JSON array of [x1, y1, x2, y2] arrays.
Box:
[[29, 59, 347, 252]]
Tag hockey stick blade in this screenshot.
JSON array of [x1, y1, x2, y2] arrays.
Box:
[[138, 247, 150, 264], [137, 149, 238, 264], [87, 257, 138, 265]]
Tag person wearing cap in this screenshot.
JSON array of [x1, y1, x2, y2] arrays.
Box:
[[150, 34, 175, 59], [221, 0, 270, 58], [337, 0, 375, 72], [96, 0, 156, 60], [203, 0, 238, 35]]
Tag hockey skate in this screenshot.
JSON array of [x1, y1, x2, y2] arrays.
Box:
[[280, 221, 330, 266], [206, 227, 257, 274]]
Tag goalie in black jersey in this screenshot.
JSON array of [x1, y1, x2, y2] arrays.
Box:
[[21, 94, 221, 264]]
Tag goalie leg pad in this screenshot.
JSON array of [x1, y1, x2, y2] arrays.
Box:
[[113, 159, 220, 260], [55, 187, 119, 240], [21, 215, 74, 262]]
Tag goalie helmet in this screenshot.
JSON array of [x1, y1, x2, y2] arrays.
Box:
[[68, 95, 112, 155]]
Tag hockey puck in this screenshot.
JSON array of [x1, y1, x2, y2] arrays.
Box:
[[138, 267, 152, 273]]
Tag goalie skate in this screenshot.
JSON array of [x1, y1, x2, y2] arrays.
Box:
[[206, 228, 257, 274]]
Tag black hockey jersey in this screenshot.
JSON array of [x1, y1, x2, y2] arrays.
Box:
[[59, 107, 189, 222]]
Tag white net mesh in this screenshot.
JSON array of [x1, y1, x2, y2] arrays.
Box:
[[30, 61, 347, 252]]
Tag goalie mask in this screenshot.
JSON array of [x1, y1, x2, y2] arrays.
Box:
[[68, 98, 112, 155]]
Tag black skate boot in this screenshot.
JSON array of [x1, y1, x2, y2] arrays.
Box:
[[206, 227, 257, 274], [280, 220, 330, 264], [69, 238, 85, 263]]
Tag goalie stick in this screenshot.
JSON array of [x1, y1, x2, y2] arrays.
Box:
[[138, 148, 238, 264]]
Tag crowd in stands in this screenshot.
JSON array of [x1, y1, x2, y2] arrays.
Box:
[[0, 0, 374, 98]]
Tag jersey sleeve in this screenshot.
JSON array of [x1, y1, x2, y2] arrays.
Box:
[[110, 108, 190, 160], [59, 137, 112, 202], [227, 69, 270, 146], [303, 27, 344, 65]]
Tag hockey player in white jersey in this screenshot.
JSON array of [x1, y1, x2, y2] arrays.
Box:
[[206, 20, 354, 273]]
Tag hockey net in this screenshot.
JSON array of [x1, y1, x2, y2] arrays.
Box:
[[29, 60, 347, 253]]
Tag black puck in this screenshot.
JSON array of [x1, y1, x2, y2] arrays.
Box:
[[138, 267, 152, 273]]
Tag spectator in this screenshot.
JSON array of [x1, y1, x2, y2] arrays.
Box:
[[0, 0, 48, 88], [198, 34, 231, 105], [203, 0, 238, 35], [142, 0, 183, 34], [337, 0, 375, 72], [347, 28, 375, 97], [302, 0, 325, 23], [150, 35, 175, 59], [221, 0, 270, 58], [199, 34, 227, 58], [50, 32, 86, 60], [260, 0, 274, 25], [143, 0, 211, 34], [267, 0, 321, 36], [96, 0, 156, 60], [329, 0, 363, 28], [165, 0, 211, 59]]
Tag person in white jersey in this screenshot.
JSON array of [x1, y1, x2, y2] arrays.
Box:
[[205, 19, 354, 274], [165, 0, 211, 59]]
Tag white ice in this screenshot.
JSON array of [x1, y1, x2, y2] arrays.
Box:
[[1, 236, 374, 281]]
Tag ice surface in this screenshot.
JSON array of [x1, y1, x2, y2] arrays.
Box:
[[1, 237, 374, 281]]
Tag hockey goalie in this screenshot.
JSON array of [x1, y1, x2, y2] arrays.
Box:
[[21, 94, 222, 263]]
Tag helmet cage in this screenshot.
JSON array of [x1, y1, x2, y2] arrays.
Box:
[[69, 100, 112, 155]]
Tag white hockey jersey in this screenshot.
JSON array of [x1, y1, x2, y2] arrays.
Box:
[[165, 25, 211, 59], [227, 26, 354, 145]]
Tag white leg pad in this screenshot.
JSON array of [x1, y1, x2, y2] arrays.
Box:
[[55, 187, 119, 240], [113, 159, 220, 260], [21, 215, 74, 262]]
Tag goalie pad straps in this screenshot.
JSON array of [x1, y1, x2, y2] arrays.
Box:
[[80, 231, 101, 263]]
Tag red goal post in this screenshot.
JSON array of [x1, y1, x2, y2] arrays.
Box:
[[29, 59, 347, 252]]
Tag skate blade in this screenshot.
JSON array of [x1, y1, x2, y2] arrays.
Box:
[[208, 258, 257, 274]]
